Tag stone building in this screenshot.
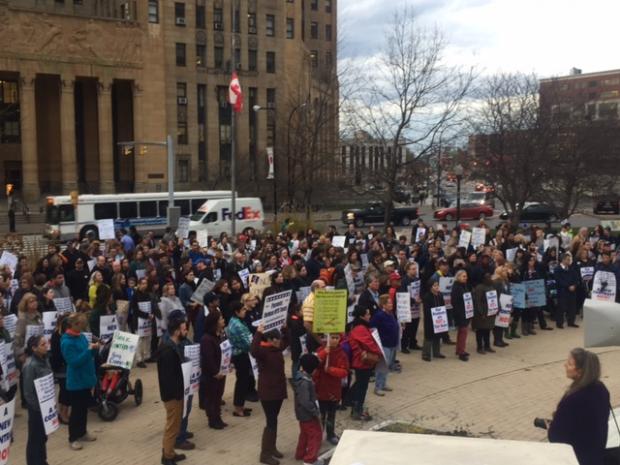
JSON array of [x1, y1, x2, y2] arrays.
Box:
[[0, 0, 338, 203]]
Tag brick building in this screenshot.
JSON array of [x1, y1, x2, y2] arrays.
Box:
[[0, 0, 338, 203]]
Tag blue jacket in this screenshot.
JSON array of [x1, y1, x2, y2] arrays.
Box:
[[370, 310, 399, 349], [61, 332, 97, 391]]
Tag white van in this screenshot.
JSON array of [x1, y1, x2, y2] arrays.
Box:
[[189, 198, 264, 236]]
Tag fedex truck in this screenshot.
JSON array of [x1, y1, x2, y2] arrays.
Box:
[[189, 198, 264, 236]]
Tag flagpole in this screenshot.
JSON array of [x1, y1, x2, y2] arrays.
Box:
[[230, 0, 237, 239]]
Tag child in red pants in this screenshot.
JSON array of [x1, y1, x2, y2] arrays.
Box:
[[293, 354, 323, 465]]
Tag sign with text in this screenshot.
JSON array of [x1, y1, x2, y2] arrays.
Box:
[[219, 340, 233, 376], [191, 278, 215, 304], [396, 292, 412, 323], [52, 297, 73, 315], [463, 292, 474, 319], [458, 230, 472, 249], [34, 373, 60, 435], [97, 219, 115, 240], [0, 399, 15, 465], [439, 277, 455, 309], [99, 315, 118, 342], [431, 306, 449, 334], [314, 289, 348, 334], [471, 227, 486, 247], [184, 344, 201, 393], [525, 279, 547, 307], [106, 331, 139, 369], [260, 290, 292, 331], [593, 271, 617, 302], [486, 290, 499, 316]]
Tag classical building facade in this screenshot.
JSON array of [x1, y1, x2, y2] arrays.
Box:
[[0, 0, 338, 203]]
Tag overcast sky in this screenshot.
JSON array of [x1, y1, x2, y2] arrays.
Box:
[[338, 0, 620, 78]]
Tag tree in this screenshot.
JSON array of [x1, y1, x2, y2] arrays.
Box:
[[343, 5, 474, 226]]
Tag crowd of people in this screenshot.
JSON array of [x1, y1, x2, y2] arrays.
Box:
[[2, 217, 619, 465]]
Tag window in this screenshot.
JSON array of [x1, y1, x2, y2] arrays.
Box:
[[214, 46, 224, 68], [266, 14, 275, 36], [196, 2, 205, 28], [94, 203, 118, 220], [248, 49, 257, 71], [325, 24, 332, 41], [213, 7, 223, 30], [325, 51, 333, 69], [197, 84, 207, 180], [178, 161, 190, 184], [177, 82, 187, 98], [311, 0, 318, 10], [234, 48, 241, 69], [196, 44, 206, 67], [310, 21, 318, 39], [0, 80, 20, 144], [191, 199, 205, 212], [248, 13, 257, 34], [266, 88, 276, 146], [174, 2, 185, 25], [176, 43, 186, 66], [598, 102, 618, 119], [588, 80, 598, 88], [119, 202, 138, 219], [311, 50, 318, 68], [148, 0, 159, 23], [139, 201, 157, 218], [233, 8, 240, 33], [286, 18, 294, 39], [203, 212, 217, 223], [266, 52, 276, 73], [177, 82, 188, 145], [178, 122, 188, 144], [325, 0, 332, 13]]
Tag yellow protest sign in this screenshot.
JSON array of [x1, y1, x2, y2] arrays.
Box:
[[313, 289, 347, 334]]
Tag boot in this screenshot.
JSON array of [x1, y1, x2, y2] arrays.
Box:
[[504, 327, 512, 340], [528, 321, 537, 335], [510, 322, 521, 339], [521, 320, 529, 336], [260, 428, 280, 465]]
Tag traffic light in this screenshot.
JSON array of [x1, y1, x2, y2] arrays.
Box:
[[123, 146, 134, 156]]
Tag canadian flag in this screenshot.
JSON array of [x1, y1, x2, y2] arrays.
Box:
[[228, 71, 244, 113]]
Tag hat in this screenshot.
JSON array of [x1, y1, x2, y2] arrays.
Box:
[[383, 260, 395, 268], [389, 271, 401, 281], [204, 292, 220, 306]]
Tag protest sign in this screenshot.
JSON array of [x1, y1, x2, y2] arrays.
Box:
[[191, 278, 215, 303], [313, 289, 347, 334], [184, 344, 201, 393], [296, 286, 312, 304], [137, 318, 151, 337], [463, 292, 474, 319], [510, 283, 526, 308], [219, 340, 233, 376], [332, 236, 346, 248], [525, 280, 547, 307], [496, 294, 513, 326], [543, 237, 559, 252], [409, 280, 421, 301], [135, 269, 146, 280], [439, 277, 455, 309], [344, 264, 355, 296], [34, 373, 60, 435], [360, 254, 369, 270], [0, 343, 16, 389], [249, 272, 273, 299], [106, 331, 139, 369], [472, 227, 486, 247], [53, 297, 73, 315], [0, 252, 17, 272], [415, 227, 426, 243], [396, 292, 412, 323], [196, 229, 209, 248], [299, 334, 309, 355], [486, 290, 499, 316], [592, 271, 617, 302], [431, 306, 449, 334], [0, 398, 15, 465], [259, 290, 292, 331], [580, 266, 595, 282], [97, 219, 115, 240], [249, 354, 259, 379], [506, 248, 518, 263], [182, 361, 192, 418], [42, 312, 57, 344], [584, 299, 620, 347], [176, 217, 190, 239], [370, 328, 386, 360], [238, 268, 250, 289], [3, 315, 16, 339], [99, 315, 118, 341], [24, 324, 43, 347], [458, 230, 472, 249]]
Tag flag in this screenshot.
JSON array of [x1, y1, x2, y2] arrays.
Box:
[[266, 147, 274, 179], [228, 71, 243, 113]]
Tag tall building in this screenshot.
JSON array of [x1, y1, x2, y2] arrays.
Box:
[[0, 0, 338, 203]]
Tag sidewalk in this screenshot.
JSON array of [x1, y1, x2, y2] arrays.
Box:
[[10, 323, 620, 465]]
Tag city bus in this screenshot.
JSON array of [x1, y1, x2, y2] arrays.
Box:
[[45, 191, 233, 239]]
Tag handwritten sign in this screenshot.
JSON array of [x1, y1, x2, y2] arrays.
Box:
[[196, 230, 209, 248], [458, 230, 472, 249], [431, 306, 449, 334], [106, 331, 139, 369], [396, 293, 412, 323], [314, 289, 348, 334], [332, 236, 346, 248], [97, 219, 116, 240], [176, 217, 190, 239], [471, 227, 486, 247], [34, 373, 60, 435]]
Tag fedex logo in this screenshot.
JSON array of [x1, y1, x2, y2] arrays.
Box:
[[222, 207, 262, 221]]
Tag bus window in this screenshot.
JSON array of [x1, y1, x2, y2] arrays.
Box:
[[94, 203, 118, 220], [119, 202, 138, 219], [139, 201, 157, 218], [175, 199, 190, 215], [191, 198, 206, 212], [158, 201, 168, 216], [203, 212, 217, 223], [58, 205, 75, 222]]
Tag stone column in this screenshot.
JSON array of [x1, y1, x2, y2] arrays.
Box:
[[60, 78, 78, 192], [97, 80, 115, 193], [19, 74, 40, 202]]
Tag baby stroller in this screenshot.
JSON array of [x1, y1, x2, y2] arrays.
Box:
[[94, 339, 143, 421]]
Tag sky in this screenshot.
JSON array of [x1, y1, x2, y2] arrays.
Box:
[[338, 0, 620, 78]]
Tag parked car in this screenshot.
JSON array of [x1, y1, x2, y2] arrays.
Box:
[[593, 196, 620, 215], [342, 202, 419, 227], [434, 202, 494, 221], [499, 203, 560, 222], [466, 191, 496, 208]]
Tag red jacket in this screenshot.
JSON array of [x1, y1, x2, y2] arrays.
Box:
[[348, 323, 381, 370], [313, 345, 349, 401]]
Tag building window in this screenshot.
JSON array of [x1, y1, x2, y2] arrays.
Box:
[[286, 18, 294, 39], [310, 21, 318, 39], [266, 88, 276, 146], [325, 51, 333, 69], [233, 8, 240, 33], [178, 123, 188, 145], [266, 52, 276, 73], [178, 159, 190, 183], [196, 44, 206, 67], [266, 14, 275, 37], [177, 82, 188, 145], [325, 0, 332, 13], [214, 7, 223, 30], [177, 82, 187, 98], [196, 2, 205, 28], [174, 3, 186, 26], [598, 102, 618, 119], [197, 84, 207, 180], [214, 46, 224, 68], [176, 43, 186, 66], [218, 86, 232, 174], [0, 80, 20, 144], [311, 50, 318, 68], [248, 49, 257, 71], [311, 0, 318, 11], [148, 0, 159, 23], [325, 24, 332, 41], [248, 13, 257, 34]]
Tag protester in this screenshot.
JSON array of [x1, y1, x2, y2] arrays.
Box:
[[451, 270, 472, 361], [227, 301, 254, 417], [293, 353, 323, 465], [200, 309, 228, 429], [370, 294, 399, 395], [422, 280, 447, 362]]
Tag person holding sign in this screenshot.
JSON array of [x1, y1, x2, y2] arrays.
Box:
[[554, 253, 580, 329], [451, 270, 472, 362], [22, 335, 52, 465], [400, 262, 422, 352], [88, 284, 114, 339], [370, 295, 400, 395], [421, 281, 447, 362], [227, 302, 254, 418], [129, 278, 160, 367], [472, 274, 497, 354], [200, 309, 228, 430]]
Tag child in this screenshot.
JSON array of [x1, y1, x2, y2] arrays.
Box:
[[314, 334, 349, 445], [294, 354, 323, 465]]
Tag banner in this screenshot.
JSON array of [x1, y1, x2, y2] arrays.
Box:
[[53, 297, 74, 315], [396, 292, 412, 323], [592, 271, 617, 302], [219, 340, 233, 376], [525, 279, 547, 307], [184, 344, 201, 393], [314, 289, 348, 334], [97, 219, 115, 240], [176, 217, 190, 239], [34, 372, 60, 435], [584, 299, 620, 347], [42, 312, 57, 344], [260, 290, 292, 331], [458, 230, 472, 249], [191, 278, 215, 304], [431, 306, 449, 334], [99, 315, 118, 341], [439, 277, 455, 309], [106, 331, 139, 369], [0, 398, 15, 465], [463, 292, 474, 319], [486, 290, 499, 316], [471, 227, 486, 247], [266, 147, 274, 179]]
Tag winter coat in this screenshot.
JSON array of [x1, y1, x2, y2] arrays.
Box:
[[313, 345, 349, 402], [348, 321, 381, 370], [157, 338, 185, 401], [370, 310, 399, 349], [422, 291, 445, 339], [22, 353, 52, 411], [61, 331, 97, 391], [451, 281, 472, 328], [250, 331, 289, 401], [293, 370, 320, 422], [200, 332, 222, 379], [357, 289, 381, 317], [472, 282, 497, 330]]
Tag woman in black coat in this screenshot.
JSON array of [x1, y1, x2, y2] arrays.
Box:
[[548, 348, 610, 465], [200, 309, 228, 430], [421, 280, 446, 362], [450, 270, 472, 362]]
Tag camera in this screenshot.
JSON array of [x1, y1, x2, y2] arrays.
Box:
[[534, 418, 548, 430]]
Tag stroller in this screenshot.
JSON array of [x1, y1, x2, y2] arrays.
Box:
[[94, 339, 143, 421]]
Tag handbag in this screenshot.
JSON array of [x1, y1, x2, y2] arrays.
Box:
[[604, 404, 620, 465], [361, 350, 380, 366]]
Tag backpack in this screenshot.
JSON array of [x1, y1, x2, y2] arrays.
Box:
[[340, 337, 353, 364]]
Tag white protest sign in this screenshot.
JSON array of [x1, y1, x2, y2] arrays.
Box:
[[257, 290, 292, 331], [24, 324, 44, 347], [409, 280, 421, 301], [138, 301, 152, 314], [219, 340, 233, 376], [458, 230, 472, 249], [486, 290, 499, 316], [106, 331, 139, 369], [463, 292, 474, 319], [42, 312, 57, 344], [495, 294, 513, 328], [296, 286, 311, 304], [99, 315, 118, 341], [360, 254, 369, 270], [250, 239, 257, 251], [52, 297, 73, 315], [97, 219, 116, 240], [506, 248, 518, 263], [0, 343, 17, 388], [370, 328, 386, 360], [135, 269, 146, 280], [344, 264, 355, 296], [184, 344, 201, 394], [182, 361, 192, 418], [431, 306, 449, 334], [396, 293, 412, 323], [592, 271, 617, 302], [191, 279, 215, 304], [0, 343, 8, 392], [196, 230, 209, 248], [332, 236, 346, 248], [4, 315, 17, 339], [137, 318, 151, 337], [439, 277, 455, 309], [249, 354, 259, 379], [414, 227, 426, 243], [544, 237, 560, 252], [580, 266, 595, 282], [472, 227, 486, 247], [0, 252, 17, 272], [87, 259, 96, 272], [0, 398, 15, 465], [176, 217, 190, 239], [34, 373, 60, 435], [584, 299, 620, 348], [238, 268, 250, 289]]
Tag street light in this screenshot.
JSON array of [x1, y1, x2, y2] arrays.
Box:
[[253, 105, 278, 225], [454, 164, 464, 226]]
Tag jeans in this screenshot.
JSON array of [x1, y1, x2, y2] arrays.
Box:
[[176, 394, 193, 444], [261, 399, 284, 432], [291, 358, 301, 380], [68, 389, 91, 442], [350, 368, 372, 414], [375, 346, 396, 390], [232, 353, 250, 407], [27, 407, 47, 465]]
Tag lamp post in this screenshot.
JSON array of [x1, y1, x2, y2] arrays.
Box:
[[454, 164, 464, 226], [253, 104, 278, 226]]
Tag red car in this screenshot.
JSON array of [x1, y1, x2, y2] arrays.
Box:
[[434, 202, 494, 221]]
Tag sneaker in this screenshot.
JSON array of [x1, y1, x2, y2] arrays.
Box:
[[81, 433, 97, 442], [327, 435, 340, 445], [70, 441, 83, 450], [382, 386, 393, 392], [374, 389, 385, 397], [175, 441, 195, 450]]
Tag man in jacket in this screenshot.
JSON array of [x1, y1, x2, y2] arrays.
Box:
[[158, 314, 189, 465], [554, 253, 580, 329]]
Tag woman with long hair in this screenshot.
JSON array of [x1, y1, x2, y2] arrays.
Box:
[[548, 348, 610, 465]]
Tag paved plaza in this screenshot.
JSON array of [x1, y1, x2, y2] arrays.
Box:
[[11, 322, 620, 465]]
